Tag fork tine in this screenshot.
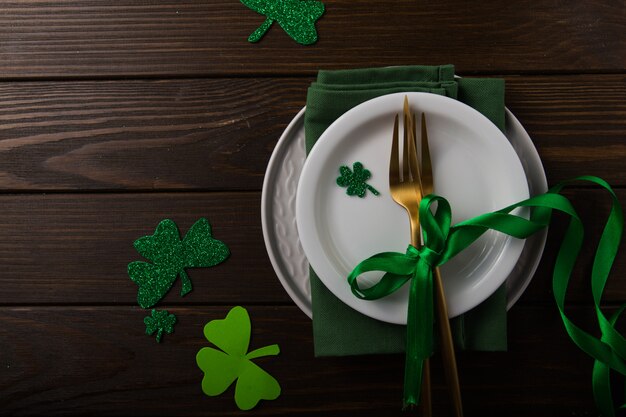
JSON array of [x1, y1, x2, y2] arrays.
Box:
[[413, 111, 418, 161], [402, 97, 410, 182], [407, 110, 423, 198], [421, 113, 434, 195], [390, 114, 400, 187]]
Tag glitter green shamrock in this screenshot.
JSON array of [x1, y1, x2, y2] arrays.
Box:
[[128, 218, 230, 308], [241, 0, 325, 45], [336, 162, 380, 198], [196, 306, 281, 410], [144, 309, 177, 343]]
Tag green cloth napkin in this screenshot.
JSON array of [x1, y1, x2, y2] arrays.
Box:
[[304, 64, 509, 356]]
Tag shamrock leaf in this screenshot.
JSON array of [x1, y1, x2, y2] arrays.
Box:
[[336, 162, 380, 198], [144, 309, 177, 343], [196, 306, 281, 410], [241, 0, 325, 45], [128, 218, 230, 308]]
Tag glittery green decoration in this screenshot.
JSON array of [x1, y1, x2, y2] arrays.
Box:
[[128, 218, 230, 308], [241, 0, 324, 45], [144, 309, 177, 343], [336, 162, 380, 198], [196, 306, 281, 410]]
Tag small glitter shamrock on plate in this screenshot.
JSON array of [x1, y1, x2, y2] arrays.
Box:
[[241, 0, 325, 45], [336, 162, 380, 198], [196, 306, 281, 410], [144, 309, 177, 343], [128, 218, 230, 308]]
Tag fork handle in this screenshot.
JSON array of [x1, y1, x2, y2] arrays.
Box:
[[434, 267, 464, 417]]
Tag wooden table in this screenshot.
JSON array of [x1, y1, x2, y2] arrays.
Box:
[[0, 1, 624, 415]]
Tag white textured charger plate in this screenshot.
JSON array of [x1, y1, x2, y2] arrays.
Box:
[[262, 99, 548, 321]]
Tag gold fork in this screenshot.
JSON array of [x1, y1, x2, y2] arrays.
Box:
[[418, 112, 464, 417], [389, 103, 432, 415]]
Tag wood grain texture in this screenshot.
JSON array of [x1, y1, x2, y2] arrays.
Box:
[[0, 75, 624, 192], [0, 189, 622, 305], [1, 0, 625, 413], [0, 305, 618, 416], [0, 192, 289, 305], [0, 78, 303, 191], [0, 0, 624, 78], [505, 75, 626, 185]]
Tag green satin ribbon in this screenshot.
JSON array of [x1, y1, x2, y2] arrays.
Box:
[[347, 176, 625, 413]]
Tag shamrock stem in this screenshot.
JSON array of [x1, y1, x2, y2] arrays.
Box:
[[246, 344, 280, 360], [179, 269, 192, 296], [367, 184, 380, 196], [248, 17, 274, 43], [156, 329, 163, 343]]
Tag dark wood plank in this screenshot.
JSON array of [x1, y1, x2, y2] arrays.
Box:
[[0, 190, 622, 305], [0, 305, 617, 415], [0, 78, 305, 191], [0, 192, 290, 305], [0, 1, 624, 78], [505, 75, 626, 185], [0, 75, 624, 191]]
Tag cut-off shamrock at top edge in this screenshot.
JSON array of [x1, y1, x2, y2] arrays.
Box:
[[241, 0, 325, 45]]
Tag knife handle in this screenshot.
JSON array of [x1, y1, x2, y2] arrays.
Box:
[[434, 267, 463, 417]]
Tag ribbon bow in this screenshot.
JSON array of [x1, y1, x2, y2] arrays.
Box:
[[347, 194, 451, 406], [347, 176, 625, 415]]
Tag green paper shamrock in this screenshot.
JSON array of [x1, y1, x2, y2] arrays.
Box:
[[241, 0, 325, 45], [128, 218, 230, 308], [336, 162, 380, 198], [144, 309, 177, 343], [196, 306, 281, 410]]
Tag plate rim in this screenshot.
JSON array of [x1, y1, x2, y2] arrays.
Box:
[[261, 107, 311, 316]]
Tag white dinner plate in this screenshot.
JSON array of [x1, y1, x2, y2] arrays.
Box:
[[295, 92, 530, 324]]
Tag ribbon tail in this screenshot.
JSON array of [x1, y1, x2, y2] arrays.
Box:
[[593, 306, 626, 416], [593, 359, 614, 417], [403, 264, 434, 407], [403, 353, 424, 408]]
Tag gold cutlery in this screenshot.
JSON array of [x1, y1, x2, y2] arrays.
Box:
[[389, 100, 432, 415], [391, 95, 463, 416]]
